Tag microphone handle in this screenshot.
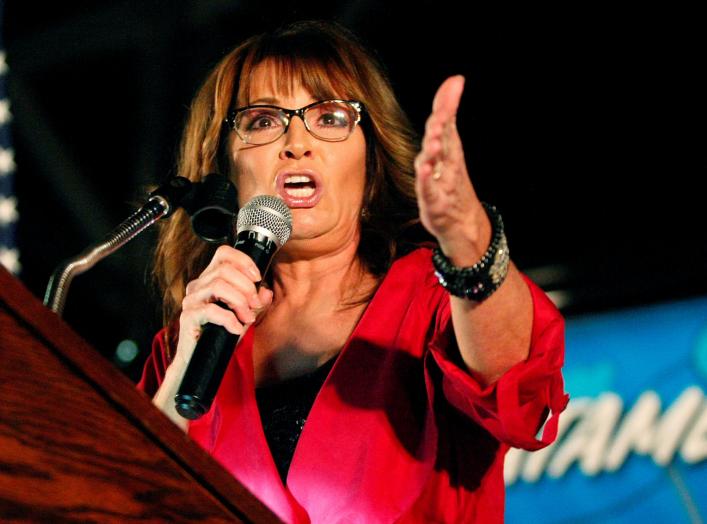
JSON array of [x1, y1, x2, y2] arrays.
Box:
[[175, 230, 278, 420]]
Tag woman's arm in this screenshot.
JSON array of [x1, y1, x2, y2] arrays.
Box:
[[415, 76, 533, 387], [152, 357, 190, 431]]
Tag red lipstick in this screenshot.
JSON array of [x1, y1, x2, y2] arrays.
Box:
[[276, 170, 324, 208]]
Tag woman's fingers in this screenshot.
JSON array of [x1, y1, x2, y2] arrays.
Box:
[[176, 302, 245, 366], [181, 302, 246, 338], [417, 76, 465, 175], [414, 75, 487, 243], [203, 245, 262, 282], [186, 263, 262, 310], [183, 278, 256, 326], [256, 286, 274, 313], [177, 244, 274, 363], [431, 75, 465, 118]]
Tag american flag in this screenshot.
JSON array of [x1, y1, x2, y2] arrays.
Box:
[[0, 0, 20, 275]]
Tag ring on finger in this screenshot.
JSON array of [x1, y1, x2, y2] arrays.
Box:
[[432, 161, 443, 180]]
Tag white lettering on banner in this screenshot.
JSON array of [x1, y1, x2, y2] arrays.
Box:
[[505, 386, 706, 485], [504, 399, 590, 484], [681, 406, 707, 463], [604, 391, 661, 471], [651, 387, 703, 465], [548, 393, 623, 477]]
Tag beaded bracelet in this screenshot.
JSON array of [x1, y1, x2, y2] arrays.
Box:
[[432, 203, 510, 302]]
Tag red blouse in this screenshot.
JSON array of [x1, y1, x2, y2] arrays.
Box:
[[138, 248, 568, 523]]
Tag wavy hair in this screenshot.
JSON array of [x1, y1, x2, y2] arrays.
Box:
[[154, 20, 428, 350]]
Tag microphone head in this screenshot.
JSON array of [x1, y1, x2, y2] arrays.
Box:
[[236, 195, 293, 247]]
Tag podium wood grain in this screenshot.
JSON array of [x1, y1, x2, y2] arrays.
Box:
[[0, 267, 281, 523]]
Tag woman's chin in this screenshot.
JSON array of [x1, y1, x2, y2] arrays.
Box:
[[289, 211, 324, 239], [287, 227, 324, 244], [281, 222, 345, 256]]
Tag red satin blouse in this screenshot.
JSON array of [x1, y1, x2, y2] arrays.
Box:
[[138, 248, 568, 523]]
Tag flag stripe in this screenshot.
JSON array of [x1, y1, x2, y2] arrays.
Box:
[[0, 0, 21, 274]]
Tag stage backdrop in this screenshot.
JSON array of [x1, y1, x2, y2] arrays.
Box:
[[506, 296, 707, 523]]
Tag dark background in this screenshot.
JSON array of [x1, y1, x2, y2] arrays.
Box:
[[3, 2, 704, 381]]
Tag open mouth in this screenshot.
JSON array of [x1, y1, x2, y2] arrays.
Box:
[[276, 172, 323, 208], [283, 175, 316, 198]]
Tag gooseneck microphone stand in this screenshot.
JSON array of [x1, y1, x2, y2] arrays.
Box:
[[43, 177, 193, 317]]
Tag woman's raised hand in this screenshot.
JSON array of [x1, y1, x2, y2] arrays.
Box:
[[174, 245, 274, 366], [414, 75, 491, 265]]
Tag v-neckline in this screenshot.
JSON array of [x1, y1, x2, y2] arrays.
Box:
[[189, 248, 438, 523], [249, 269, 390, 489]]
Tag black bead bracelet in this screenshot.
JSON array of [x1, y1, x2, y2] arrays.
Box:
[[432, 203, 510, 302]]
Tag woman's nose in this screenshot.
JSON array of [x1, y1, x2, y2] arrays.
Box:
[[279, 116, 313, 160]]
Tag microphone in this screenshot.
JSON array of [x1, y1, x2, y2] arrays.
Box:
[[188, 173, 238, 243], [44, 177, 193, 316], [175, 195, 293, 420]]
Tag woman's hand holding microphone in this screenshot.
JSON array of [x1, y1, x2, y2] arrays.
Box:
[[152, 245, 273, 428]]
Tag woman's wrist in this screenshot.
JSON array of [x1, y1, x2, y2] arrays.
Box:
[[432, 203, 510, 302], [436, 204, 492, 266]]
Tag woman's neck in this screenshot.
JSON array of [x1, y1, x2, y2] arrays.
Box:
[[271, 239, 374, 309]]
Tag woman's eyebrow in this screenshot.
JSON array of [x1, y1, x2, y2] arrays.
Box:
[[250, 97, 280, 105]]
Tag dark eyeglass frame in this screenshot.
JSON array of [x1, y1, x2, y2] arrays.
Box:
[[224, 99, 364, 145]]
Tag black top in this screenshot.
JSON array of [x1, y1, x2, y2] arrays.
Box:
[[255, 356, 337, 483]]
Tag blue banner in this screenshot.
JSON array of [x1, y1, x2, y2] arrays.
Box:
[[506, 296, 707, 523]]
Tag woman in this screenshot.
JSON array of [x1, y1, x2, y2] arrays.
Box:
[[138, 20, 568, 523]]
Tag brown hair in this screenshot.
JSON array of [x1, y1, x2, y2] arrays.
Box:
[[154, 20, 428, 348]]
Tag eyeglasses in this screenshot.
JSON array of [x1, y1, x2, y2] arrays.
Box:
[[225, 99, 364, 145]]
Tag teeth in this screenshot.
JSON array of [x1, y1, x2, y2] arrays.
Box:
[[285, 187, 315, 197], [285, 175, 313, 184]]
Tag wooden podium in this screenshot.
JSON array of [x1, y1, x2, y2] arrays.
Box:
[[0, 266, 281, 523]]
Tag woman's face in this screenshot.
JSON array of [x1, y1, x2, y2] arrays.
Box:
[[226, 63, 367, 256]]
